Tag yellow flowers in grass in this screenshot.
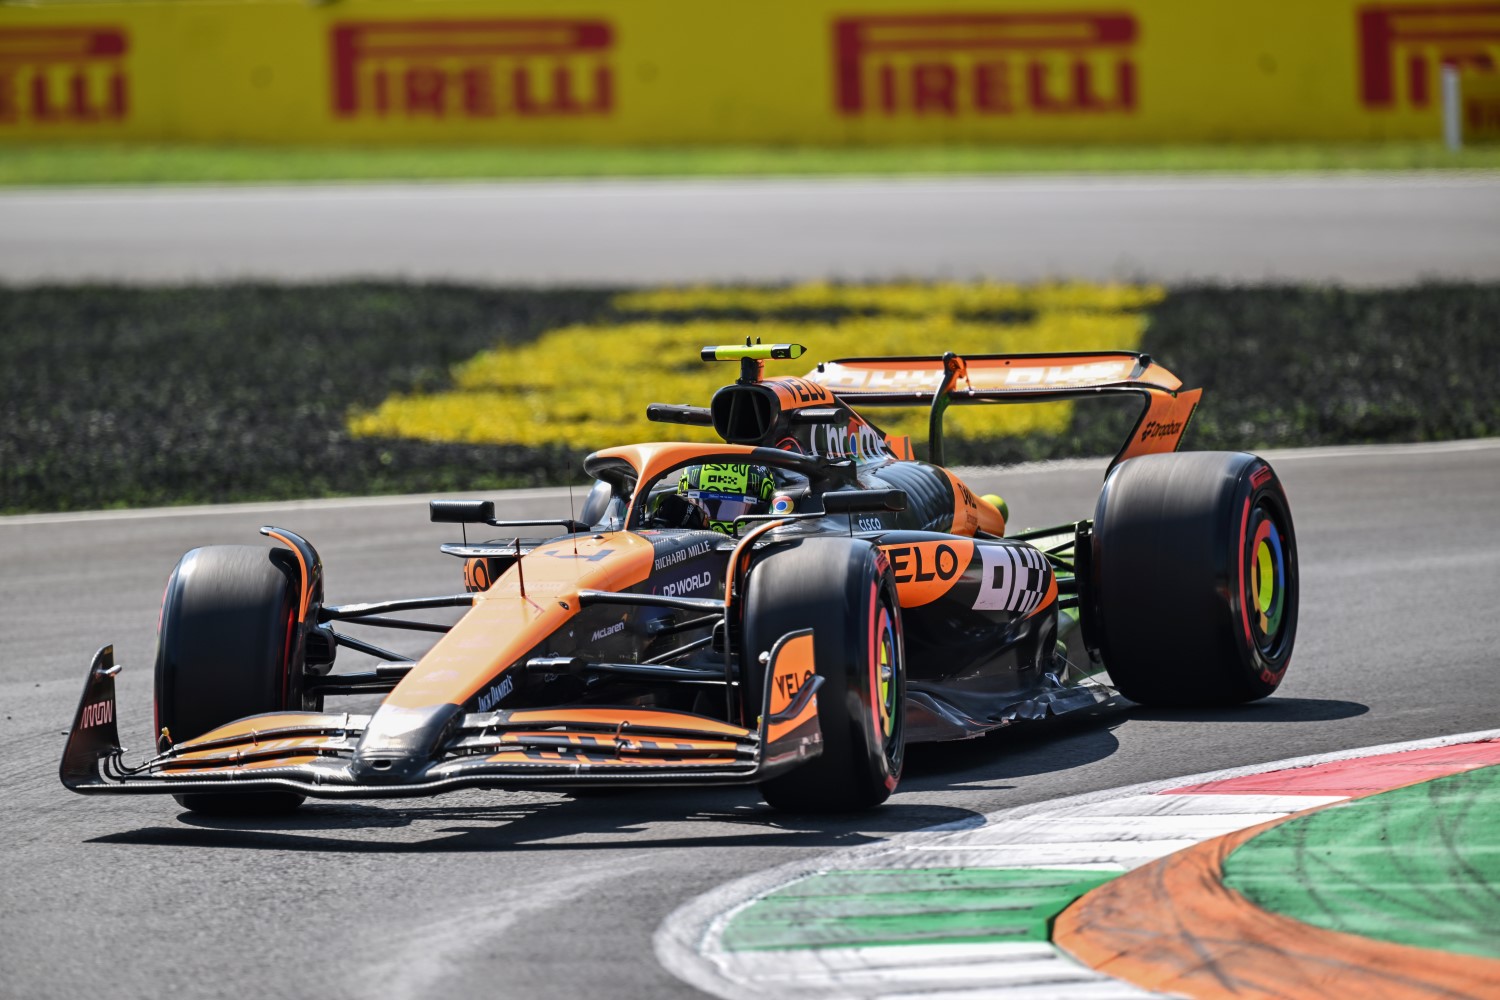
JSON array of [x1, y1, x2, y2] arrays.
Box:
[[348, 284, 1153, 455], [615, 281, 1164, 317]]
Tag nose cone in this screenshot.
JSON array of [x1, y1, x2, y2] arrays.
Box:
[[350, 703, 462, 784]]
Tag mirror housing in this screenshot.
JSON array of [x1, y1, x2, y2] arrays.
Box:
[[821, 490, 908, 514], [429, 499, 495, 524]]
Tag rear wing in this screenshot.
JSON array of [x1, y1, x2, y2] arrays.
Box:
[[804, 351, 1202, 471]]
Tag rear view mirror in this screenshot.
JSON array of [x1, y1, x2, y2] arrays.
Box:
[[429, 499, 495, 524], [821, 490, 908, 514]]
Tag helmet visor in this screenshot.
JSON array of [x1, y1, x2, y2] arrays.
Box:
[[685, 491, 760, 533]]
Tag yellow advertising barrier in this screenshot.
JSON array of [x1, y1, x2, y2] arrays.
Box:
[[1, 0, 1498, 143], [1463, 68, 1500, 141]]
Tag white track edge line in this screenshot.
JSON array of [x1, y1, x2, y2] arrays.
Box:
[[7, 438, 1497, 527], [4, 171, 1498, 202], [0, 485, 583, 526]]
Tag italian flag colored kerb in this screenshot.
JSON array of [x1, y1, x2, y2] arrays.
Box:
[[662, 733, 1500, 999]]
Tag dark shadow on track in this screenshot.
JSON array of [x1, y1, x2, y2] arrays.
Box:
[[82, 698, 1358, 854], [87, 796, 982, 854], [1126, 696, 1369, 724], [902, 703, 1128, 785], [80, 708, 1129, 852]]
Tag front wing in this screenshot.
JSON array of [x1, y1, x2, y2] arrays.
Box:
[[60, 636, 823, 799]]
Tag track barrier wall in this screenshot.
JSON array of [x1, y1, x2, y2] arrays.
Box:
[[1, 0, 1498, 143]]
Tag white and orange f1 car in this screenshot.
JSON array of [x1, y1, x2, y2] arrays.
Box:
[[62, 344, 1297, 814]]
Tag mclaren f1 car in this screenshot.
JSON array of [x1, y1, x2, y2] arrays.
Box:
[[62, 344, 1298, 814]]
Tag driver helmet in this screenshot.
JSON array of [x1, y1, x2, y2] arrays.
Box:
[[678, 463, 775, 534]]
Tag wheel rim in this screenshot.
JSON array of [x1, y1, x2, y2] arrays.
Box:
[[1245, 499, 1293, 658]]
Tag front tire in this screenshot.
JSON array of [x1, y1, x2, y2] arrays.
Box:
[[155, 544, 306, 815], [1092, 451, 1298, 706], [742, 537, 905, 812]]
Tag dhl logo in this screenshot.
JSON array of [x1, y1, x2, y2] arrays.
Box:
[[833, 12, 1138, 118], [0, 27, 127, 126], [1359, 3, 1500, 108], [330, 19, 614, 120]]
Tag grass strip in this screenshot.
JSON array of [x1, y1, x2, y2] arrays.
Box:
[[2, 142, 1499, 187], [3, 282, 1498, 514]]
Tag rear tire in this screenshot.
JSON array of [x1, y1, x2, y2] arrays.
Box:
[[1092, 451, 1298, 706], [154, 545, 306, 816], [742, 537, 905, 812]]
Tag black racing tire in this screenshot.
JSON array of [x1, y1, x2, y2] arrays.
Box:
[[154, 544, 306, 816], [742, 537, 905, 812], [1092, 451, 1298, 706]]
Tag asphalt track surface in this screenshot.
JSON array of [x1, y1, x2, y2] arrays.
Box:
[[4, 173, 1499, 286], [2, 439, 1497, 999]]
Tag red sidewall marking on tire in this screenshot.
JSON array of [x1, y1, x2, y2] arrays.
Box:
[[866, 581, 884, 771], [1237, 496, 1253, 647], [281, 602, 297, 708]]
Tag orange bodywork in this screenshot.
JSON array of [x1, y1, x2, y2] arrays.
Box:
[[884, 434, 916, 460], [487, 731, 742, 754], [158, 703, 763, 777], [942, 468, 1008, 537], [812, 352, 1181, 395], [173, 712, 327, 748], [765, 700, 820, 746], [385, 532, 655, 711], [481, 749, 741, 767], [161, 711, 354, 771], [503, 707, 751, 739], [591, 441, 766, 522], [163, 735, 343, 767], [1115, 386, 1202, 463], [807, 352, 1201, 465], [767, 631, 816, 715], [764, 375, 835, 410], [763, 630, 821, 746], [263, 528, 314, 623], [162, 755, 326, 774], [879, 539, 975, 608]]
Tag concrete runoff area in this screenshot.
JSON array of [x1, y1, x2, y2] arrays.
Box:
[[2, 173, 1498, 286]]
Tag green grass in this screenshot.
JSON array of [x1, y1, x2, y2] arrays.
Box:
[[3, 283, 1498, 514], [0, 285, 612, 512], [2, 142, 1499, 186]]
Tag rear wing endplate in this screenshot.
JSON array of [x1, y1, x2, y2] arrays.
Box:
[[806, 351, 1201, 471]]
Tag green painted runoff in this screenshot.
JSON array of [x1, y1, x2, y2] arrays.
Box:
[[720, 867, 1115, 951], [1224, 765, 1500, 960]]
